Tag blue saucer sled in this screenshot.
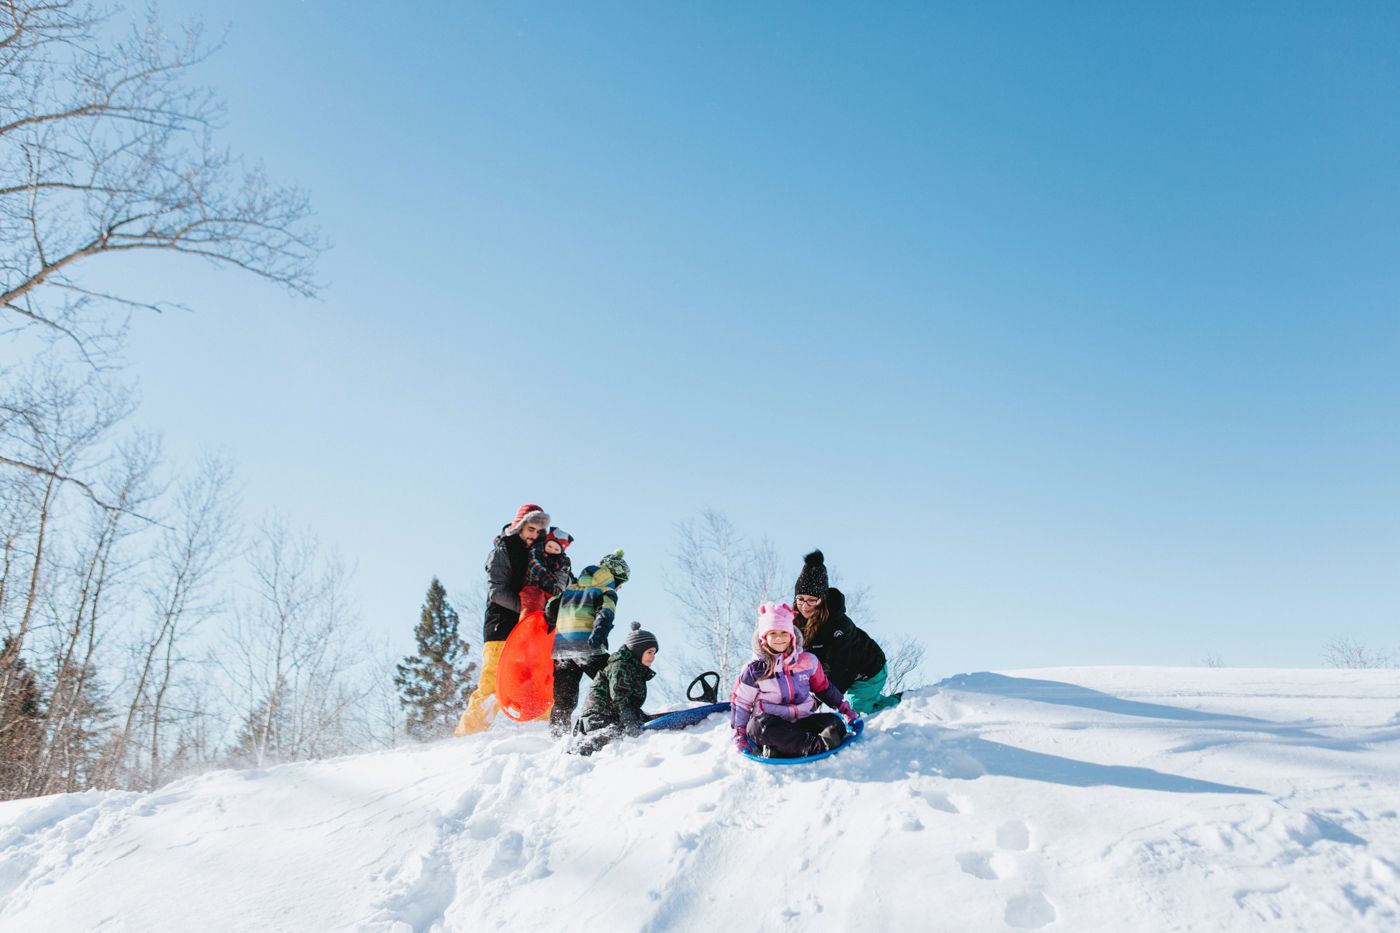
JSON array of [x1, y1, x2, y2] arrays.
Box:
[[741, 717, 863, 765]]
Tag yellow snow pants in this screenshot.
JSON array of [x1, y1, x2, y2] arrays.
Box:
[[456, 640, 505, 735]]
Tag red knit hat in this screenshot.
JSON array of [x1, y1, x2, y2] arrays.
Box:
[[506, 503, 547, 534], [545, 527, 573, 551]]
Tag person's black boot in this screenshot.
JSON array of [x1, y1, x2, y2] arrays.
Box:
[[819, 722, 846, 751]]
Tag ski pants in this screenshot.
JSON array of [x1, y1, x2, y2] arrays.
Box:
[[551, 654, 607, 737], [746, 712, 844, 758], [456, 640, 505, 736], [846, 664, 902, 714], [571, 715, 620, 756]]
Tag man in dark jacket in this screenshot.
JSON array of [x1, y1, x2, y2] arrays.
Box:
[[793, 550, 902, 713], [456, 504, 549, 735]]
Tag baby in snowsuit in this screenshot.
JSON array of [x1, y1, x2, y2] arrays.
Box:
[[573, 623, 659, 756], [731, 602, 859, 758], [519, 527, 574, 616]]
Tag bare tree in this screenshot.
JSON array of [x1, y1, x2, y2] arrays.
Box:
[[106, 454, 236, 790], [884, 635, 927, 694], [342, 646, 408, 753], [28, 433, 157, 796], [666, 511, 782, 689], [0, 364, 135, 778], [220, 517, 373, 767], [1323, 636, 1393, 670], [1, 0, 323, 364]]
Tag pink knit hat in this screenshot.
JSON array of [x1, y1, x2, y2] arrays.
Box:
[[755, 601, 796, 637]]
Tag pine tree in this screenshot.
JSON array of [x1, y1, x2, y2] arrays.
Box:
[[0, 638, 45, 800], [394, 579, 476, 740], [227, 680, 287, 769]]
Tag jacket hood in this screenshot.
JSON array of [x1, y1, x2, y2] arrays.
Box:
[[751, 625, 805, 663], [611, 645, 656, 679]]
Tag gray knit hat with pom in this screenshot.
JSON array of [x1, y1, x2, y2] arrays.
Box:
[[623, 621, 658, 656]]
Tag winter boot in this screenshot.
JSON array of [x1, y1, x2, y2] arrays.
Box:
[[818, 722, 846, 751]]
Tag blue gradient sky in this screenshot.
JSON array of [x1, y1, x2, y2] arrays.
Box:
[[115, 2, 1399, 675]]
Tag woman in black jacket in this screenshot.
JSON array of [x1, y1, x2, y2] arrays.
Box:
[[793, 550, 902, 714]]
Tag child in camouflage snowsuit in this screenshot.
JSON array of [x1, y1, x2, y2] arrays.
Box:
[[574, 623, 659, 756]]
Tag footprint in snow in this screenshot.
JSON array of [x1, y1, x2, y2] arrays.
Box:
[[447, 788, 483, 821], [1005, 891, 1056, 929], [997, 820, 1031, 851], [911, 788, 960, 814], [483, 831, 524, 878], [956, 851, 998, 880], [465, 815, 500, 840], [477, 758, 507, 786]]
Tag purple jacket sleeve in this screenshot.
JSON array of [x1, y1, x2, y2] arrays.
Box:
[[731, 664, 760, 732], [811, 661, 845, 711]]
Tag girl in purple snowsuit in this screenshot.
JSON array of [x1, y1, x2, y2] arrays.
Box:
[[731, 602, 860, 758]]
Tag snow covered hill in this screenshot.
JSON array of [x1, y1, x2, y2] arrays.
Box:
[[2, 667, 1398, 932]]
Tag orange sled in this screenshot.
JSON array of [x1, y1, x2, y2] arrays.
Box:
[[497, 609, 554, 722]]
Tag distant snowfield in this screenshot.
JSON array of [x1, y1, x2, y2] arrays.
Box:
[[2, 667, 1398, 932]]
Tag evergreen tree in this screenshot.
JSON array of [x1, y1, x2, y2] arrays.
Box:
[[394, 579, 476, 740], [227, 680, 287, 769], [0, 638, 45, 801], [39, 659, 110, 796]]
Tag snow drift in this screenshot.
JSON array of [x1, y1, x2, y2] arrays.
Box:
[[2, 667, 1398, 932]]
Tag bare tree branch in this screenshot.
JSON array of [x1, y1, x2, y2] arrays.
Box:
[[0, 453, 165, 526], [1, 0, 324, 361]]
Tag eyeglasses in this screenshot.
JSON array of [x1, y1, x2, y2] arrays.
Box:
[[794, 595, 822, 606]]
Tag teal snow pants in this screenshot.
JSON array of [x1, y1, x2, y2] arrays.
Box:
[[846, 664, 903, 714]]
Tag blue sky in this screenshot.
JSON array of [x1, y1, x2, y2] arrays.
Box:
[[111, 2, 1399, 676]]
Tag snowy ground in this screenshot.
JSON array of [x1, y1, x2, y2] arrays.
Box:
[[2, 667, 1398, 932]]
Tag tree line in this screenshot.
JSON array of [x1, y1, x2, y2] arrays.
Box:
[[1, 0, 346, 799]]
